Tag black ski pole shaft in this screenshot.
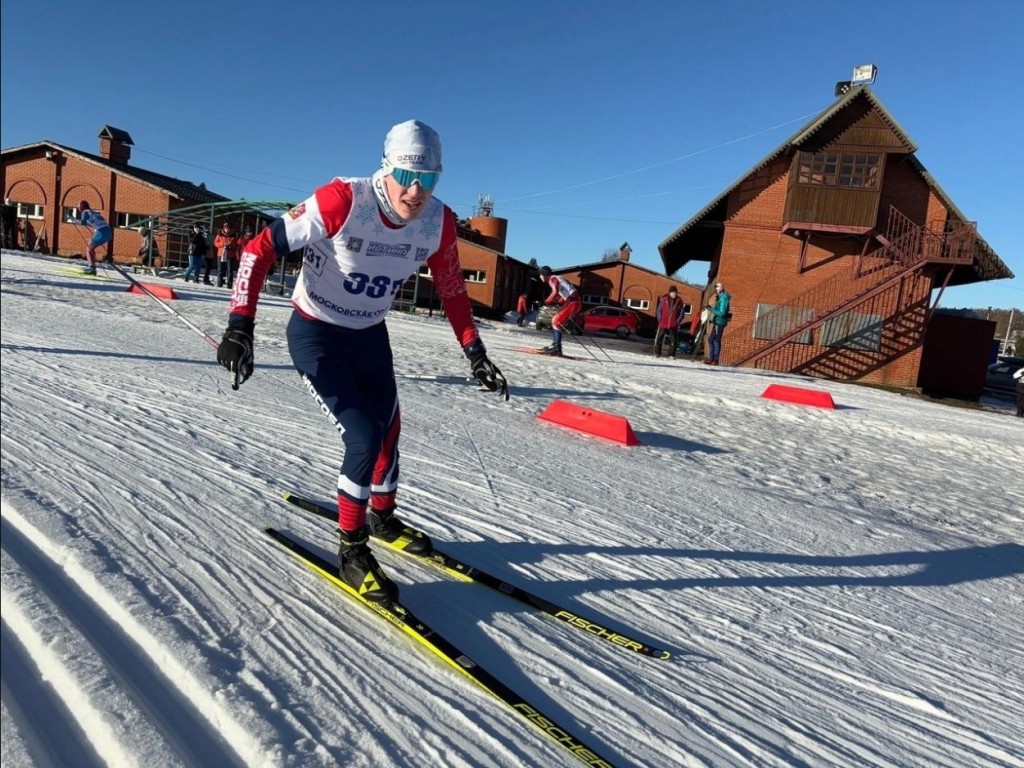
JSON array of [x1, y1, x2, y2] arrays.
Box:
[[104, 260, 221, 350]]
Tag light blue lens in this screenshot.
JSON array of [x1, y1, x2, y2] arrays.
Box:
[[392, 167, 440, 191]]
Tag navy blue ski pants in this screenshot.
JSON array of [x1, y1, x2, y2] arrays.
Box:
[[286, 311, 400, 530]]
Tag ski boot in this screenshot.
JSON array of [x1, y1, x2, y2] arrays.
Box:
[[338, 527, 398, 605], [537, 342, 562, 357], [82, 265, 97, 276], [368, 507, 432, 555]]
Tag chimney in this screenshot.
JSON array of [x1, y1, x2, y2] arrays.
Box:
[[97, 125, 134, 165], [618, 242, 632, 262]]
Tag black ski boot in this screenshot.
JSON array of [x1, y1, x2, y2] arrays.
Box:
[[537, 342, 562, 357], [368, 507, 433, 555], [338, 527, 398, 605]]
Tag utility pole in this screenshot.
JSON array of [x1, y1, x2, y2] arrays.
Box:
[[1003, 308, 1016, 356]]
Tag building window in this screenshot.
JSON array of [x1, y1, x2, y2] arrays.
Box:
[[462, 269, 487, 284], [624, 297, 650, 311], [15, 202, 44, 219], [797, 151, 880, 189], [753, 303, 813, 344], [62, 205, 82, 221], [821, 310, 882, 351], [682, 303, 693, 317], [797, 151, 839, 186], [116, 212, 149, 229], [838, 154, 880, 188], [582, 294, 608, 305]]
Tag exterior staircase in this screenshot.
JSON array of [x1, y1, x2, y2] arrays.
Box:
[[726, 206, 977, 377]]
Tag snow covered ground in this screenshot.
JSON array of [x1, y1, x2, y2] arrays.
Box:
[[2, 250, 1022, 768]]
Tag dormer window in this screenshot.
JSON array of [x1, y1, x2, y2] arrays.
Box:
[[797, 151, 880, 189]]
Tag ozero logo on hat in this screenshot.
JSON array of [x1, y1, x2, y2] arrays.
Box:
[[384, 119, 443, 173]]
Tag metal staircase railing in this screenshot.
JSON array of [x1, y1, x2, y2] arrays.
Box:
[[726, 208, 976, 372]]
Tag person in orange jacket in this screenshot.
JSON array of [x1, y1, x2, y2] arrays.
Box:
[[214, 222, 238, 288]]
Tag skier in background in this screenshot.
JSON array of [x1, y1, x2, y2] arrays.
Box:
[[71, 201, 112, 275], [536, 266, 582, 356], [215, 120, 508, 606]]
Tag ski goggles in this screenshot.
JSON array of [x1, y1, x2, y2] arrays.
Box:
[[391, 167, 441, 191]]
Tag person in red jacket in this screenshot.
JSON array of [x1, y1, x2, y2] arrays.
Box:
[[515, 292, 528, 326], [653, 286, 685, 358], [216, 120, 508, 606]]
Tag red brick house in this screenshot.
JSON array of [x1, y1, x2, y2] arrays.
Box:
[[1, 126, 228, 262], [659, 87, 1012, 389]]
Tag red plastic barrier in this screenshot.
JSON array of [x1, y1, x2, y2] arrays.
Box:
[[126, 283, 178, 300], [537, 399, 641, 445], [761, 383, 836, 409]]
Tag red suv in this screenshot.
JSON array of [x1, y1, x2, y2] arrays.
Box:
[[537, 304, 639, 338]]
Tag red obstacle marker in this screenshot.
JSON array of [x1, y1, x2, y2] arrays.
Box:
[[126, 283, 178, 300], [761, 383, 836, 409], [537, 399, 641, 445]]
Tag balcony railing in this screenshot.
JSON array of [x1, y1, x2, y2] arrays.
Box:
[[727, 207, 976, 372]]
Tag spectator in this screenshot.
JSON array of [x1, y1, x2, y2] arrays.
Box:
[[70, 201, 111, 275], [515, 292, 528, 326], [200, 226, 214, 284], [137, 227, 154, 264], [215, 222, 238, 288], [653, 285, 685, 358], [535, 266, 582, 357], [705, 281, 731, 366], [183, 223, 207, 283], [215, 119, 509, 605]]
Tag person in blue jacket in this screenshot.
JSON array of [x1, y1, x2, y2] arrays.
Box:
[[705, 281, 731, 365], [72, 201, 112, 275]]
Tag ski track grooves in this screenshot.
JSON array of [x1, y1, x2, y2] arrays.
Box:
[[0, 510, 261, 768]]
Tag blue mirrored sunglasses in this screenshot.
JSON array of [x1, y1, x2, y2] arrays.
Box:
[[391, 167, 441, 191]]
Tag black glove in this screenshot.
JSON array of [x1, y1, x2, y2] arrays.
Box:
[[217, 318, 254, 390], [463, 339, 509, 401]]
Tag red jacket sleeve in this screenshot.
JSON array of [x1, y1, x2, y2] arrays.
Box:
[[229, 180, 355, 320], [425, 207, 479, 349]]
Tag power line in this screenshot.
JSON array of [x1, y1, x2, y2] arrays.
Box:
[[495, 109, 822, 203]]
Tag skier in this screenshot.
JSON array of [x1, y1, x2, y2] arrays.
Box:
[[71, 201, 112, 275], [536, 266, 581, 356], [216, 120, 508, 605]]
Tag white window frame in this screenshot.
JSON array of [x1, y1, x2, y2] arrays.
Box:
[[15, 202, 44, 219], [624, 297, 650, 311]]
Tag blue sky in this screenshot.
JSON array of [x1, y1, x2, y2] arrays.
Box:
[[2, 0, 1021, 310]]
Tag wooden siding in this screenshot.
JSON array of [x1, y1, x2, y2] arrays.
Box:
[[784, 181, 881, 229]]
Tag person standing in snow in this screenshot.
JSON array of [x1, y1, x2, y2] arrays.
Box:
[[653, 285, 685, 358], [536, 266, 581, 356], [216, 119, 509, 606], [183, 223, 208, 283], [705, 281, 731, 365], [515, 292, 528, 326], [214, 222, 238, 288], [70, 201, 112, 275]]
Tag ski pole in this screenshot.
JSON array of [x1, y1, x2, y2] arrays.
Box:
[[70, 224, 221, 351]]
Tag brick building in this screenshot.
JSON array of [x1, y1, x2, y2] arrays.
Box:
[[1, 126, 228, 262], [659, 87, 1013, 390]]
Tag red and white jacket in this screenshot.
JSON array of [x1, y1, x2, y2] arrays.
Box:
[[229, 177, 479, 348]]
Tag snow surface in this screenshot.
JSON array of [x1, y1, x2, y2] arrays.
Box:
[[2, 250, 1022, 768]]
